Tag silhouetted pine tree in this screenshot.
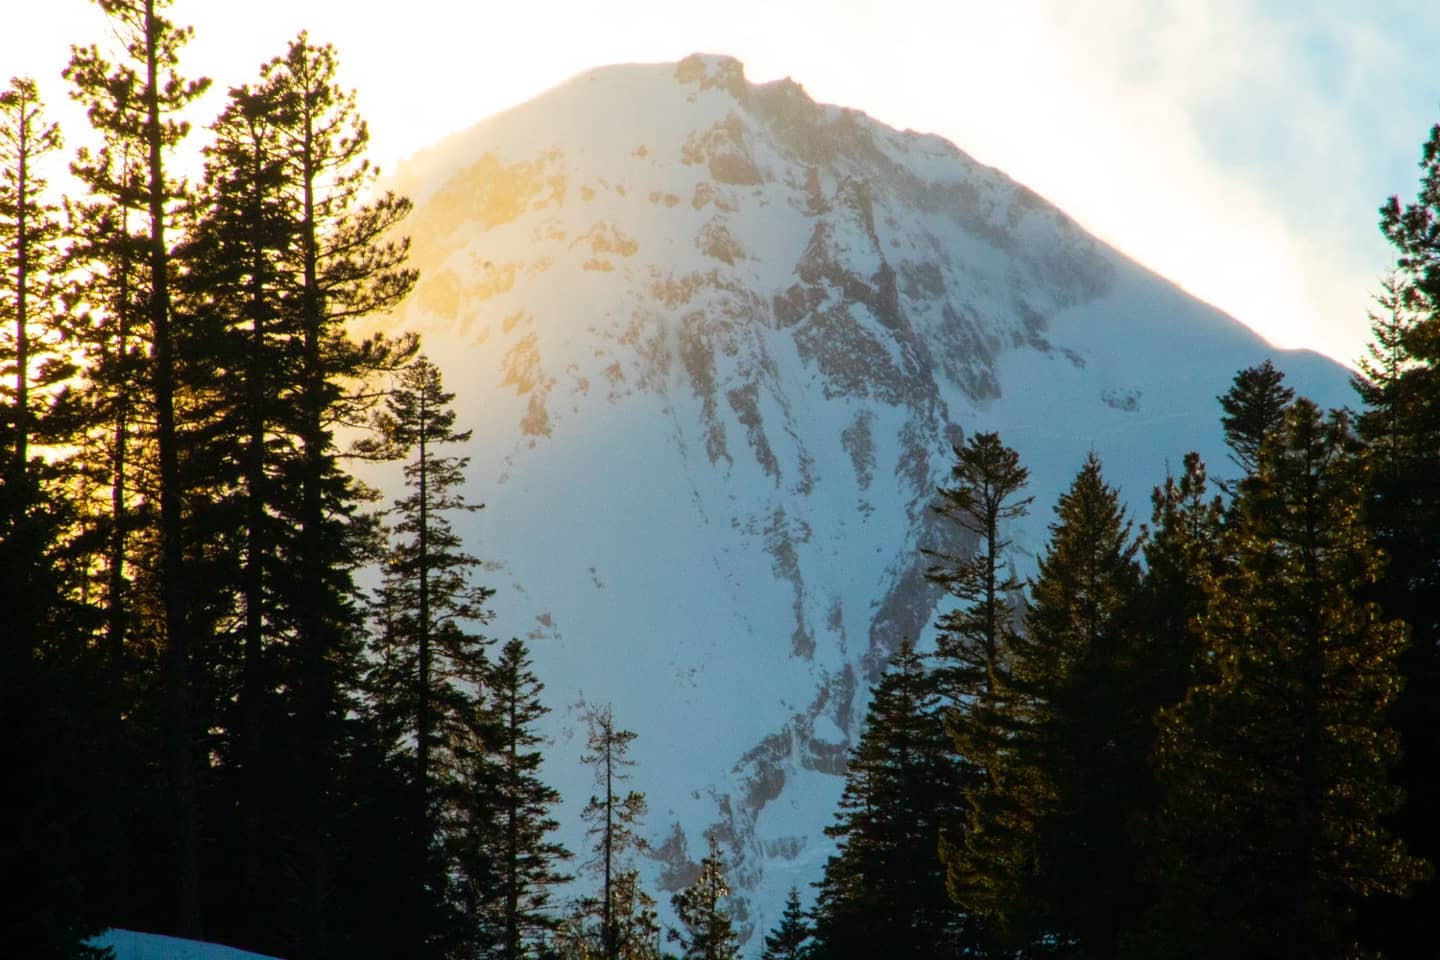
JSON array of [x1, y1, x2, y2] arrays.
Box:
[[64, 117, 149, 710], [579, 704, 650, 960], [66, 0, 212, 935], [364, 355, 493, 957], [669, 835, 740, 960], [469, 638, 573, 960], [236, 34, 416, 958], [1111, 453, 1227, 959], [611, 869, 662, 960], [926, 432, 1032, 711], [810, 641, 964, 960], [1135, 452, 1224, 702], [173, 73, 303, 951], [1352, 118, 1440, 959], [923, 431, 1030, 952], [0, 75, 112, 960], [760, 887, 812, 960], [0, 77, 71, 475], [1153, 401, 1423, 959], [963, 454, 1145, 958], [1218, 359, 1296, 481]]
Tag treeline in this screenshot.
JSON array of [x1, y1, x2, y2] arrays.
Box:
[[766, 118, 1440, 960], [0, 3, 601, 959]]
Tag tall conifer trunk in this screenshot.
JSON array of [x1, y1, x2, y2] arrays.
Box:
[[417, 385, 431, 834], [240, 117, 268, 920], [135, 0, 199, 934], [604, 744, 614, 960], [12, 96, 27, 475], [107, 231, 132, 683], [297, 80, 332, 960]]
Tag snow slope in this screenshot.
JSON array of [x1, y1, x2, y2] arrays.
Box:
[[92, 930, 279, 960], [363, 53, 1355, 951]]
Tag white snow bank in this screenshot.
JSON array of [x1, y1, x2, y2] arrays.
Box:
[[90, 929, 281, 960]]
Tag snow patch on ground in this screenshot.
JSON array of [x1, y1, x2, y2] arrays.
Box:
[[92, 930, 281, 960]]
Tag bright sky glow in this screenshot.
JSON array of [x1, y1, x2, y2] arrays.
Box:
[[12, 0, 1440, 367]]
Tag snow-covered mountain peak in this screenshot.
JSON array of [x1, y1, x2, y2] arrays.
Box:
[[366, 54, 1353, 953]]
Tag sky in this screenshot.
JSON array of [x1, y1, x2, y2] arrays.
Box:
[[12, 0, 1440, 368]]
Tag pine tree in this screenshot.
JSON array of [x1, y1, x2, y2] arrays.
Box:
[[0, 75, 73, 654], [360, 355, 492, 958], [371, 356, 491, 832], [923, 431, 1030, 950], [64, 118, 149, 702], [1353, 272, 1419, 463], [0, 76, 69, 476], [760, 887, 812, 960], [1136, 452, 1224, 701], [1352, 117, 1440, 958], [66, 0, 212, 935], [809, 641, 964, 960], [0, 76, 112, 960], [668, 835, 740, 960], [1153, 400, 1424, 959], [0, 483, 113, 960], [1110, 453, 1228, 959], [580, 704, 650, 960], [475, 638, 573, 960], [551, 869, 661, 960], [962, 454, 1145, 957], [926, 432, 1032, 711], [1218, 359, 1296, 479], [610, 869, 662, 960], [176, 74, 300, 949], [239, 35, 416, 957]]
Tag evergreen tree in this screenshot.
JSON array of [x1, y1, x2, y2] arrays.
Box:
[[923, 431, 1030, 951], [358, 355, 491, 956], [1153, 401, 1424, 959], [62, 105, 165, 951], [1112, 453, 1227, 959], [1353, 272, 1419, 462], [370, 356, 492, 833], [63, 113, 149, 706], [926, 432, 1032, 711], [237, 35, 416, 958], [177, 73, 299, 950], [580, 704, 650, 960], [810, 641, 964, 960], [760, 887, 812, 960], [610, 869, 662, 960], [551, 871, 662, 960], [1135, 452, 1224, 701], [475, 638, 573, 960], [0, 484, 113, 960], [1218, 359, 1295, 479], [66, 0, 212, 935], [0, 76, 69, 475], [0, 78, 111, 960], [961, 454, 1145, 957], [171, 39, 419, 954], [1352, 117, 1440, 958], [668, 835, 740, 960]]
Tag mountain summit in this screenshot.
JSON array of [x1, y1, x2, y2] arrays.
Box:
[[370, 53, 1351, 947]]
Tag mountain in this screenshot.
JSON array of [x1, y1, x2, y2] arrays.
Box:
[[364, 53, 1354, 949]]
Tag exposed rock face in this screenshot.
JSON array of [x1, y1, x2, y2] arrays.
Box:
[[374, 53, 1352, 951]]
